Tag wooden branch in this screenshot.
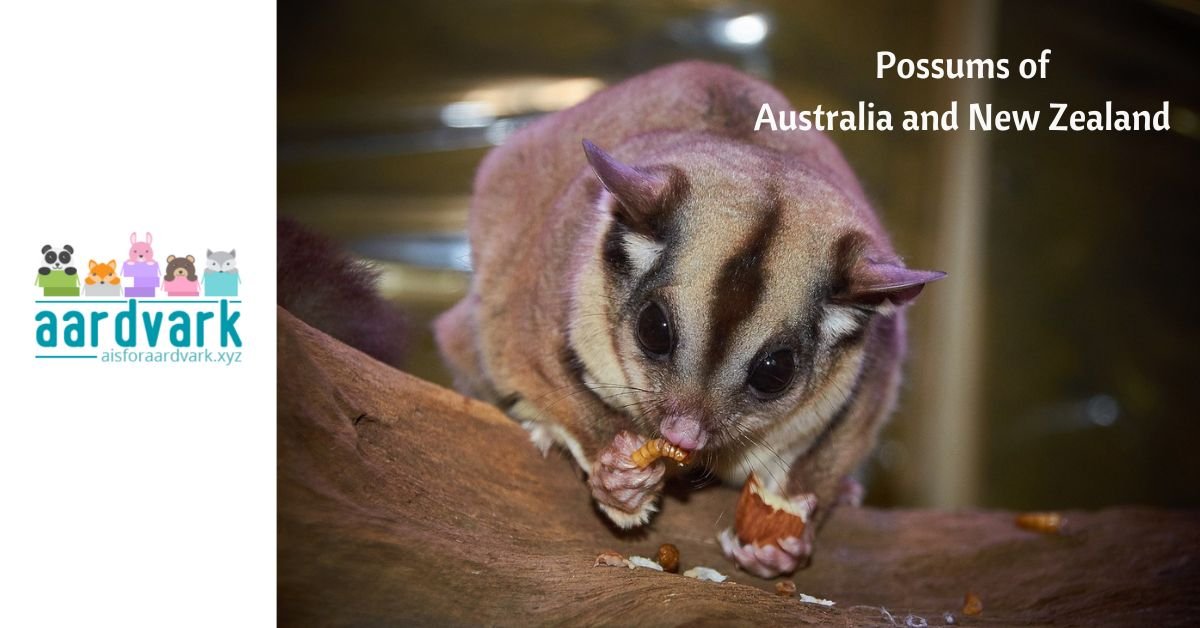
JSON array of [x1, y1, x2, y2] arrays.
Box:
[[278, 308, 1200, 626]]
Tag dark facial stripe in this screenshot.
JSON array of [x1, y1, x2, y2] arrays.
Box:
[[602, 209, 684, 318], [602, 222, 633, 276], [704, 203, 781, 378], [787, 361, 866, 493], [560, 344, 586, 384], [600, 173, 690, 282], [560, 341, 631, 414], [792, 302, 890, 420]]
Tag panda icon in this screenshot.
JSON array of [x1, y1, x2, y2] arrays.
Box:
[[36, 244, 81, 297], [40, 244, 77, 276]]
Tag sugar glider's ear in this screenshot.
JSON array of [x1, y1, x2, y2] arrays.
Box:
[[839, 260, 946, 306], [582, 139, 685, 239], [833, 234, 946, 307]]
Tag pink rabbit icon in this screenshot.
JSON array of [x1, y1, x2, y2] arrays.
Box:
[[128, 232, 154, 263], [123, 232, 160, 298]]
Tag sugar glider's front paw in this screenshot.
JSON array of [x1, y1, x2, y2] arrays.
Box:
[[589, 431, 665, 529], [718, 526, 815, 579], [719, 490, 818, 578]]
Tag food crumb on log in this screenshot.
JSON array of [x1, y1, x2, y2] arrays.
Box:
[[593, 551, 627, 568], [797, 593, 836, 607], [775, 580, 797, 597], [656, 544, 680, 573], [683, 566, 728, 583], [963, 591, 984, 616], [1015, 511, 1066, 534], [627, 555, 664, 571]]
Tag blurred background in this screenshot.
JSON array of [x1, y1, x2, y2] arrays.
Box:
[[279, 0, 1200, 510]]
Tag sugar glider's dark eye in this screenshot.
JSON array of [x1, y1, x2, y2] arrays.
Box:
[[635, 301, 673, 359], [748, 349, 796, 399]]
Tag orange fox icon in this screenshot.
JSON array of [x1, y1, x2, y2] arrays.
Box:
[[84, 259, 122, 297]]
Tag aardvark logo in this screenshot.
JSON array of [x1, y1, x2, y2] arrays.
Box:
[[34, 232, 244, 365]]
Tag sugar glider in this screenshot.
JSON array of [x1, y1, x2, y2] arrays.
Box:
[[435, 61, 944, 577]]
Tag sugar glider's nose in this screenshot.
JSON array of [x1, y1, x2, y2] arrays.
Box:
[[660, 415, 708, 451]]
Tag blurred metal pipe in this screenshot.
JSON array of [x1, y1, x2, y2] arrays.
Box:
[[277, 114, 542, 162], [915, 0, 995, 507], [350, 233, 471, 272]]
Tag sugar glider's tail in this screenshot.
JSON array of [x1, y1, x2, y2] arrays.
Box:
[[277, 218, 408, 367]]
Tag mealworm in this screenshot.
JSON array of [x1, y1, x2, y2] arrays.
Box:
[[630, 438, 692, 468]]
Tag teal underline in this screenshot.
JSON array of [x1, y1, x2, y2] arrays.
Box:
[[35, 355, 97, 359], [35, 299, 243, 304]]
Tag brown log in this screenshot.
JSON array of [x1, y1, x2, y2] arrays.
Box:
[[277, 308, 1200, 626]]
